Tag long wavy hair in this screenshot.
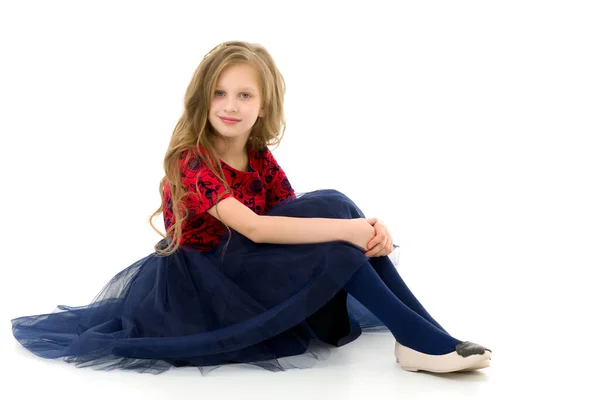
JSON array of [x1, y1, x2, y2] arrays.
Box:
[[149, 41, 286, 255]]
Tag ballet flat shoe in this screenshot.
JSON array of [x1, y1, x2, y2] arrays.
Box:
[[395, 341, 491, 373], [461, 358, 490, 371]]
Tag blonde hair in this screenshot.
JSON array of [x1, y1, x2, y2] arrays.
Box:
[[149, 41, 286, 255]]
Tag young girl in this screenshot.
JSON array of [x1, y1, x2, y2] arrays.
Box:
[[11, 41, 491, 374]]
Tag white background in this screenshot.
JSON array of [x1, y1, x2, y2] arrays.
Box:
[[1, 0, 599, 398]]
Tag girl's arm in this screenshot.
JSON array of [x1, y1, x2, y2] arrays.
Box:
[[207, 197, 374, 249]]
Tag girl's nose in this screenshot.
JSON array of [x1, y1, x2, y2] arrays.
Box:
[[224, 99, 238, 113]]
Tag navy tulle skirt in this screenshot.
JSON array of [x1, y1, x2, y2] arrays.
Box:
[[11, 190, 392, 373]]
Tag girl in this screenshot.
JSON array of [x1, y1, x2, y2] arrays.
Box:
[[11, 41, 491, 374]]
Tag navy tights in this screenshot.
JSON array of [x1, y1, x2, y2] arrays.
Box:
[[343, 257, 462, 355]]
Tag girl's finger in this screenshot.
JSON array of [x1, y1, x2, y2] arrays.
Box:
[[375, 240, 390, 258], [366, 242, 383, 257], [368, 239, 389, 257], [379, 240, 392, 257], [367, 235, 385, 250]]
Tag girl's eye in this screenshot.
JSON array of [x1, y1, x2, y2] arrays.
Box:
[[215, 90, 225, 97], [240, 93, 251, 99]]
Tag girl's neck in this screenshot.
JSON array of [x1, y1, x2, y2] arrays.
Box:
[[212, 137, 249, 171], [212, 136, 247, 157]]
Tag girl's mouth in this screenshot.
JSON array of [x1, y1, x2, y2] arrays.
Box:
[[219, 117, 240, 125]]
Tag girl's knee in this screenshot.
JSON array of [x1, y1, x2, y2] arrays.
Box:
[[317, 189, 363, 218], [316, 189, 351, 203]]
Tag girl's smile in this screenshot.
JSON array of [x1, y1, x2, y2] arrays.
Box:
[[219, 116, 241, 124]]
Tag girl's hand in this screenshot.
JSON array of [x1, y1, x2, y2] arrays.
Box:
[[364, 218, 394, 258], [346, 218, 376, 251]]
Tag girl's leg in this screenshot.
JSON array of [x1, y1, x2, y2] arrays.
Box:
[[344, 261, 461, 355], [369, 256, 449, 334]]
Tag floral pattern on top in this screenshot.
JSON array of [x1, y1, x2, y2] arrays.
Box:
[[162, 146, 295, 251]]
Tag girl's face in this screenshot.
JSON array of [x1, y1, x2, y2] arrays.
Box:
[[208, 63, 265, 142]]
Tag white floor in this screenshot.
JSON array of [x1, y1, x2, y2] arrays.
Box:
[[2, 331, 593, 400]]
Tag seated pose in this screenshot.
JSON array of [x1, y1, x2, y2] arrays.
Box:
[[11, 41, 491, 374]]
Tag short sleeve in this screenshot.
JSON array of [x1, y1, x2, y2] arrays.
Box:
[[179, 151, 233, 215], [262, 148, 296, 211]]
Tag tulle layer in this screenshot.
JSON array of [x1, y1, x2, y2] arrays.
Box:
[[12, 190, 390, 373]]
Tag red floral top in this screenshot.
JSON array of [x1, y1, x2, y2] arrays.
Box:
[[162, 146, 295, 251]]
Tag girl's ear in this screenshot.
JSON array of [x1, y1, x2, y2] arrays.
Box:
[[258, 108, 265, 118]]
